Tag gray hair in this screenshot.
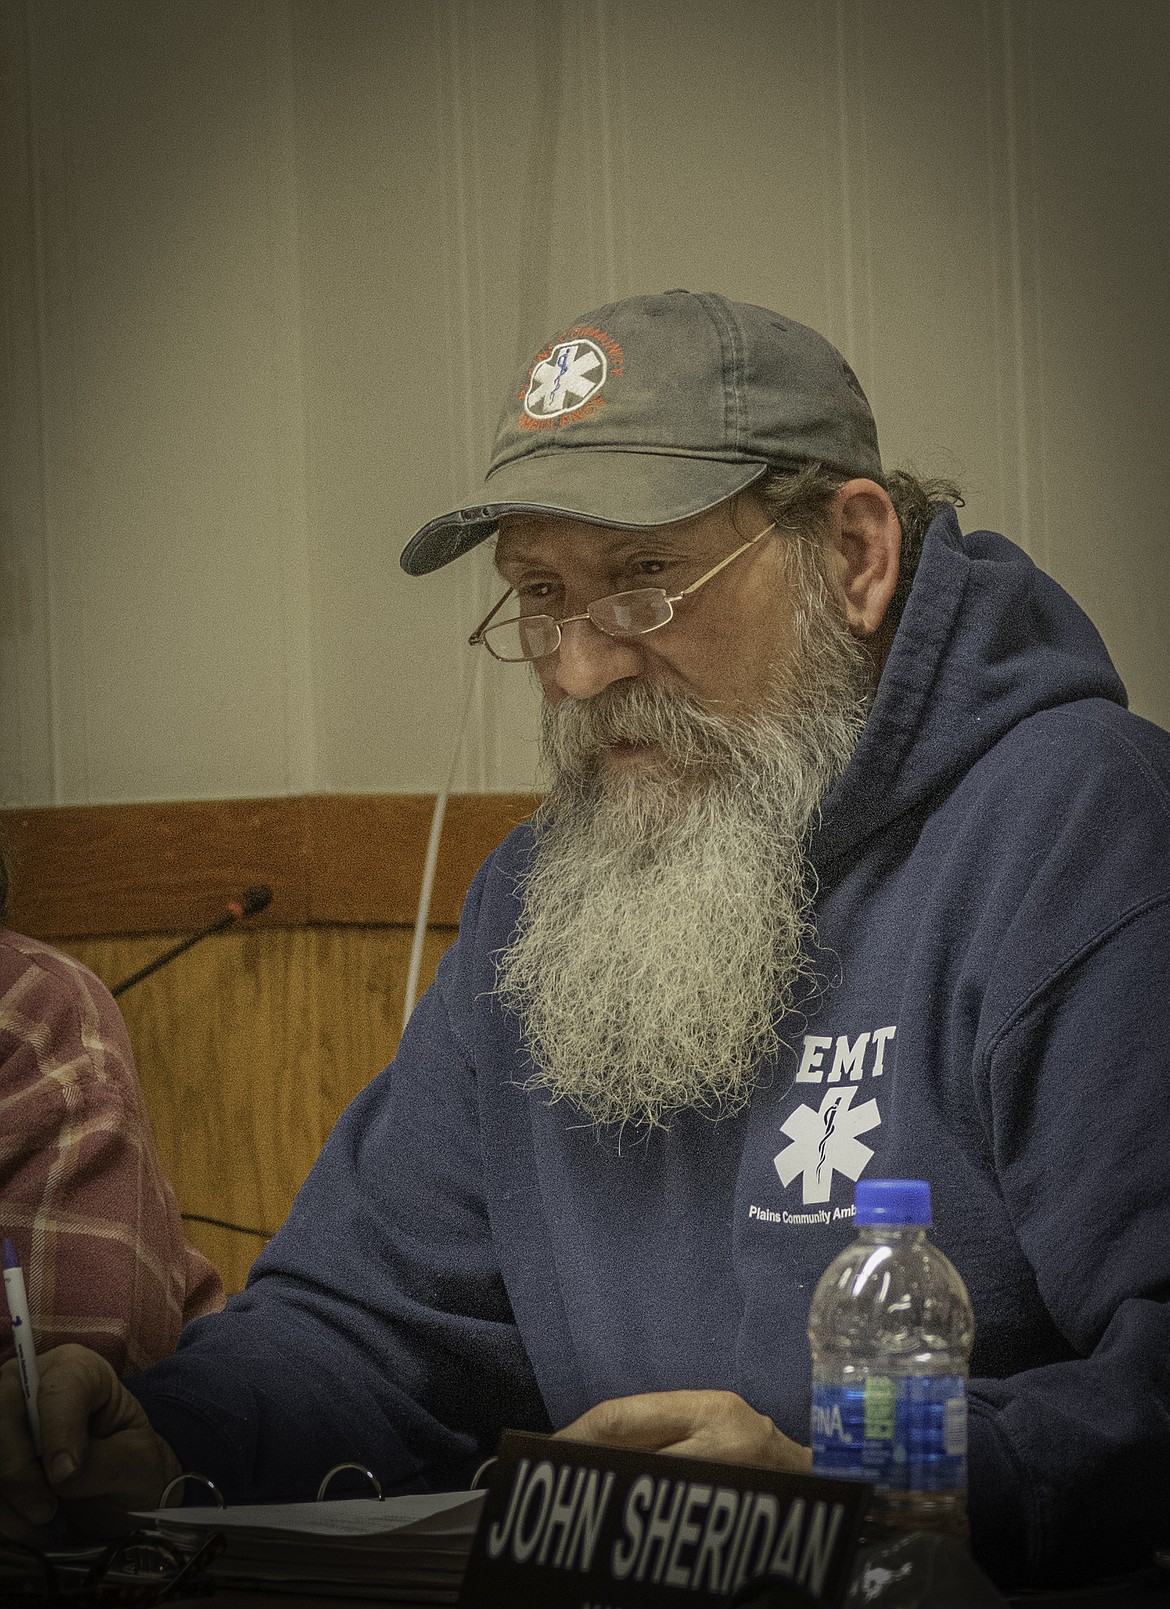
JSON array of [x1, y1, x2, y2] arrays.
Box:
[[753, 463, 963, 630]]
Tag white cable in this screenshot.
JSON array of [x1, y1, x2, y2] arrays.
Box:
[[401, 660, 482, 1036]]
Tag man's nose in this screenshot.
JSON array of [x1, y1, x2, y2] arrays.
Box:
[[550, 616, 644, 699]]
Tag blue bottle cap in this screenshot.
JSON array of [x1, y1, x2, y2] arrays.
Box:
[[855, 1179, 932, 1226]]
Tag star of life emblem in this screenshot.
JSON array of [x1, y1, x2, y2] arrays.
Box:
[[524, 339, 608, 419], [773, 1086, 881, 1205]]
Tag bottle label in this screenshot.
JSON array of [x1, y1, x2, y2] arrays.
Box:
[[811, 1376, 968, 1492]]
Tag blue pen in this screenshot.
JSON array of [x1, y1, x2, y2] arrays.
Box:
[[3, 1237, 43, 1456]]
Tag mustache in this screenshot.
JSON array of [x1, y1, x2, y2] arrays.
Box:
[[541, 681, 753, 773]]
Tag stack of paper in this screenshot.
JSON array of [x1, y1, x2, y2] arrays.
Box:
[[136, 1489, 485, 1602]]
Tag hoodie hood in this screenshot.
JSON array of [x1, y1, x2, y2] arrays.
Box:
[[812, 504, 1127, 872]]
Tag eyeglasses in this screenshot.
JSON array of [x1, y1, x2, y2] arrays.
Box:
[[469, 520, 777, 662], [0, 1527, 224, 1606]]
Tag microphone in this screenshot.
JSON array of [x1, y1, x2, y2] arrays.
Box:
[[111, 885, 273, 998], [230, 885, 273, 920]]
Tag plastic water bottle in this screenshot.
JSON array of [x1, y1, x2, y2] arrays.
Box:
[[807, 1179, 974, 1545]]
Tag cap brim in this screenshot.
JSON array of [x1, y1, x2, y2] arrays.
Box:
[[399, 448, 768, 575]]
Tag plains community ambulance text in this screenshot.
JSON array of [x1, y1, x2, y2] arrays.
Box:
[[485, 1455, 848, 1598]]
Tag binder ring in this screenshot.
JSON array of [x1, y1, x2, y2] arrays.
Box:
[[470, 1457, 497, 1491], [317, 1462, 385, 1502], [158, 1471, 225, 1508]]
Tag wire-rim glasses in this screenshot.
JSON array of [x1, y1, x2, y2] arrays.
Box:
[[468, 519, 777, 663]]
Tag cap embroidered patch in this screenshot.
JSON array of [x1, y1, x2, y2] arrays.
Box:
[[523, 337, 608, 419]]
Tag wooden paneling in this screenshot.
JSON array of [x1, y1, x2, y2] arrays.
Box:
[[62, 924, 459, 1295], [1, 793, 541, 937], [6, 794, 541, 1294], [309, 794, 541, 927], [1, 799, 307, 937]]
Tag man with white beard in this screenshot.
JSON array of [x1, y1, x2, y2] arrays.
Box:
[[3, 292, 1169, 1593], [494, 507, 873, 1134]]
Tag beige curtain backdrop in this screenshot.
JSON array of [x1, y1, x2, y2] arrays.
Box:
[[2, 0, 1168, 809]]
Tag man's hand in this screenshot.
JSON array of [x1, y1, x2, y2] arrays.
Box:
[[0, 1343, 182, 1542], [555, 1389, 812, 1473]]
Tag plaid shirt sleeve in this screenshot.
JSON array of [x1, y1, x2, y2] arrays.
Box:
[[0, 930, 224, 1376]]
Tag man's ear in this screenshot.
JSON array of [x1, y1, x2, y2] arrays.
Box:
[[823, 479, 901, 638]]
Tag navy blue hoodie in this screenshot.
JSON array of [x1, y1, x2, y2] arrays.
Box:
[[134, 508, 1170, 1587]]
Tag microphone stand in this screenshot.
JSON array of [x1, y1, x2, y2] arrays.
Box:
[[111, 885, 273, 998]]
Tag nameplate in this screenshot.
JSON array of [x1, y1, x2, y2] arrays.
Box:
[[458, 1429, 869, 1609]]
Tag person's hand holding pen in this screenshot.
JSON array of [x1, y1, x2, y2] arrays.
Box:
[[0, 1335, 182, 1543]]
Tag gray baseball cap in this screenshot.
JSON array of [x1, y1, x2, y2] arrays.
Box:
[[400, 290, 883, 576]]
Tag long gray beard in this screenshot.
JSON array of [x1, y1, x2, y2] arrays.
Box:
[[493, 556, 872, 1131]]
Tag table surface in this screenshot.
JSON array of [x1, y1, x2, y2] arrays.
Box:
[[162, 1569, 1170, 1609]]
